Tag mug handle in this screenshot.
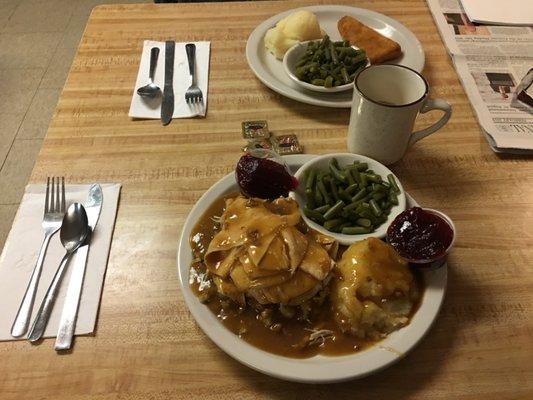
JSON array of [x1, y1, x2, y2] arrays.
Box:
[[408, 98, 452, 147]]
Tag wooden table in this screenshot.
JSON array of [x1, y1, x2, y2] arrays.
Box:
[[1, 1, 532, 399]]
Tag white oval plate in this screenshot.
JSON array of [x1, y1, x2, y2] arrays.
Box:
[[246, 5, 425, 108], [177, 155, 446, 383]]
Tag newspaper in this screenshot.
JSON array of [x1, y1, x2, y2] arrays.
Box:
[[426, 0, 533, 152]]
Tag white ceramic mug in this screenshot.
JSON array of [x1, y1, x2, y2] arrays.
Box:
[[347, 64, 452, 165]]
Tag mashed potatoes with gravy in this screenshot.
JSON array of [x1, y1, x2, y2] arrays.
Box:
[[264, 11, 322, 59], [331, 238, 419, 339]]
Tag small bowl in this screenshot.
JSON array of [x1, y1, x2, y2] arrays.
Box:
[[291, 153, 407, 245], [283, 40, 355, 93], [388, 208, 456, 270]]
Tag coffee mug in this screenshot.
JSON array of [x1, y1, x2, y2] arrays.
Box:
[[347, 64, 452, 165]]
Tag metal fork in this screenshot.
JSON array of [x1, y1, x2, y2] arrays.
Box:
[[185, 43, 203, 105], [11, 177, 66, 338]]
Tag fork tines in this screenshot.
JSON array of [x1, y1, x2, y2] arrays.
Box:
[[185, 88, 203, 105], [45, 177, 66, 215]]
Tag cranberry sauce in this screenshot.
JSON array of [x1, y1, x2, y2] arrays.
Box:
[[235, 154, 298, 199], [387, 207, 454, 261]]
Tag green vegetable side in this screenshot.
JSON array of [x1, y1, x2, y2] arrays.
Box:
[[303, 158, 401, 235], [294, 35, 368, 88]]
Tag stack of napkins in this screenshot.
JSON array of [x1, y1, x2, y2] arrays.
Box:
[[129, 40, 211, 119], [0, 184, 121, 341]]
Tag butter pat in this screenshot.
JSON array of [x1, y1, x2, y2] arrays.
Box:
[[264, 11, 322, 59]]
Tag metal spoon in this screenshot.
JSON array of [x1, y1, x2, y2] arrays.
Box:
[[27, 203, 89, 342], [137, 47, 161, 98]]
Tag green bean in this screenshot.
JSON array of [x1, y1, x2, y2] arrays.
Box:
[[344, 47, 359, 57], [369, 199, 382, 216], [313, 205, 330, 214], [340, 67, 350, 84], [328, 178, 340, 202], [365, 173, 382, 183], [356, 218, 372, 228], [338, 189, 352, 204], [358, 208, 375, 220], [317, 179, 331, 205], [362, 193, 374, 202], [330, 157, 341, 169], [329, 159, 347, 183], [304, 207, 325, 223], [324, 43, 331, 61], [345, 168, 355, 185], [355, 202, 371, 214], [351, 162, 368, 171], [342, 226, 372, 235], [343, 199, 364, 212], [360, 173, 368, 188], [324, 218, 343, 231], [324, 76, 333, 88], [352, 50, 367, 63], [387, 174, 401, 193], [306, 169, 316, 190], [372, 183, 387, 192], [323, 200, 345, 220], [349, 167, 361, 184], [311, 78, 325, 86], [351, 187, 367, 202], [329, 42, 339, 64], [389, 191, 399, 205], [337, 222, 351, 232], [305, 188, 315, 209], [345, 183, 359, 195], [372, 192, 386, 201], [314, 188, 324, 207], [295, 58, 309, 68]]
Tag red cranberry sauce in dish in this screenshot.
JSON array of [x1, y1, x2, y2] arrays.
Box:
[[386, 207, 454, 264]]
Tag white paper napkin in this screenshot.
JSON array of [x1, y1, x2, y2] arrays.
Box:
[[460, 0, 533, 26], [129, 40, 210, 119], [0, 183, 121, 341]]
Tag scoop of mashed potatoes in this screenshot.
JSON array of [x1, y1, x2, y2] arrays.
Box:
[[331, 238, 419, 339], [264, 10, 322, 59]]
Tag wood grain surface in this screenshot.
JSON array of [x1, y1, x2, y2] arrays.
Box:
[[1, 1, 532, 399]]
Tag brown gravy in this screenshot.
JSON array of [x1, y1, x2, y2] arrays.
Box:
[[189, 194, 424, 359]]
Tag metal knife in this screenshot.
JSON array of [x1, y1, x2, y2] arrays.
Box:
[[161, 40, 175, 126], [54, 184, 103, 350]]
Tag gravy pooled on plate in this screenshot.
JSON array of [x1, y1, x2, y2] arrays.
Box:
[[189, 193, 423, 358]]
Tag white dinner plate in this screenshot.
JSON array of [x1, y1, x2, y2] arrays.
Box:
[[246, 5, 425, 108], [177, 155, 446, 383]]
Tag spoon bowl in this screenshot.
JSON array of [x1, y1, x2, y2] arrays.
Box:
[[60, 203, 89, 253], [137, 82, 161, 98]]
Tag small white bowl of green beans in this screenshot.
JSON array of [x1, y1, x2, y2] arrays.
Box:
[[283, 36, 368, 93], [291, 153, 407, 246]]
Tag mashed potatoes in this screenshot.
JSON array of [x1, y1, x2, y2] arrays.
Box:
[[264, 11, 323, 59], [331, 238, 419, 339]]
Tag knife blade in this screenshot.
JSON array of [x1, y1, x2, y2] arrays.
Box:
[[55, 184, 103, 350], [161, 40, 175, 126]]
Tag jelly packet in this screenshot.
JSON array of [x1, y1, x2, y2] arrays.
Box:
[[272, 134, 303, 155], [242, 120, 270, 139]]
